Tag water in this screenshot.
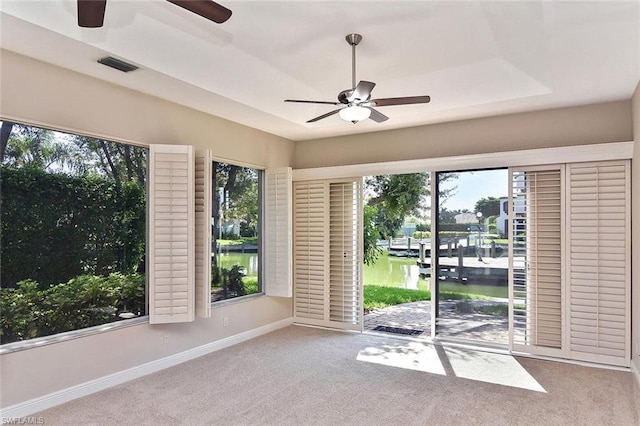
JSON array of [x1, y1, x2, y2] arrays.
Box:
[[222, 252, 508, 299], [363, 252, 429, 291], [364, 252, 508, 298], [216, 252, 258, 277]]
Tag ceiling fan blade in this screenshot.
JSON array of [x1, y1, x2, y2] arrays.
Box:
[[349, 80, 376, 102], [367, 107, 389, 123], [166, 0, 232, 24], [285, 99, 341, 106], [306, 108, 343, 123], [77, 0, 107, 28], [370, 95, 431, 107]]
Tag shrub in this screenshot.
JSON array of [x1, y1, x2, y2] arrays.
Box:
[[412, 231, 431, 239], [0, 167, 146, 288], [0, 273, 145, 344]]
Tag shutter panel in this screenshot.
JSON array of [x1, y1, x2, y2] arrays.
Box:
[[567, 160, 630, 366], [293, 179, 363, 331], [194, 150, 211, 318], [328, 181, 362, 330], [293, 181, 327, 326], [510, 167, 563, 357], [149, 144, 195, 324], [265, 168, 292, 297]]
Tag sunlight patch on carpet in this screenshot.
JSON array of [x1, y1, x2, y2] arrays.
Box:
[[357, 341, 547, 393], [444, 346, 547, 392], [357, 342, 446, 375]]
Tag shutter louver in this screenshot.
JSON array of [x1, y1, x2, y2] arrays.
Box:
[[265, 168, 293, 297], [293, 181, 327, 325], [567, 161, 630, 366], [149, 145, 195, 324], [510, 167, 563, 356], [194, 150, 211, 318]]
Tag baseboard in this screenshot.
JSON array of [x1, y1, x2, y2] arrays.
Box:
[[0, 318, 293, 419], [632, 359, 640, 391]]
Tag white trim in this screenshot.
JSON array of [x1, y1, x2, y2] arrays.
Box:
[[0, 317, 148, 355], [292, 141, 634, 181], [0, 318, 293, 419], [210, 153, 265, 171], [0, 114, 148, 149], [631, 360, 640, 391]]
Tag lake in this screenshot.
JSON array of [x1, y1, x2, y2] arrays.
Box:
[[222, 252, 507, 298]]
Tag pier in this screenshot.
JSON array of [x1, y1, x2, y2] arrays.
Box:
[[383, 237, 511, 286]]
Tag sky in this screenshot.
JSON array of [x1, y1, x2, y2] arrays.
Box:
[[439, 169, 509, 211]]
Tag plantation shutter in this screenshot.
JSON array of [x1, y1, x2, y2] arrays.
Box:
[[293, 181, 327, 326], [149, 144, 195, 324], [509, 166, 563, 357], [293, 179, 362, 331], [194, 150, 211, 318], [566, 160, 630, 366], [265, 167, 292, 297], [328, 180, 362, 330]]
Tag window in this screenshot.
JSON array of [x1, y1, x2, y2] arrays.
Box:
[[0, 121, 147, 345], [211, 161, 262, 302]]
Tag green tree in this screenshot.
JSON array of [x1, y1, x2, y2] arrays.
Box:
[[439, 208, 470, 223], [474, 196, 501, 218], [363, 173, 457, 265], [69, 135, 147, 186], [366, 173, 428, 239], [1, 122, 87, 174]]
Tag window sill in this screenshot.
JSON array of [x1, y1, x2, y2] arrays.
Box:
[[1, 294, 269, 354], [0, 316, 149, 355], [211, 292, 265, 308]]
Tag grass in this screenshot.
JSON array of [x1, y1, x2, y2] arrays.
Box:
[[217, 237, 259, 246], [364, 286, 431, 313], [363, 285, 493, 313]]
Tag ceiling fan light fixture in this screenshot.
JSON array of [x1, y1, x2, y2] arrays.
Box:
[[339, 105, 370, 123]]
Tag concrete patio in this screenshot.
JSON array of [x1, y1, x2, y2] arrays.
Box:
[[364, 300, 510, 344]]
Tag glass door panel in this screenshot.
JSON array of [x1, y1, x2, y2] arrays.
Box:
[[434, 169, 509, 345]]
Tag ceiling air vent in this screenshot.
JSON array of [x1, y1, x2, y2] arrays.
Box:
[[97, 56, 139, 73]]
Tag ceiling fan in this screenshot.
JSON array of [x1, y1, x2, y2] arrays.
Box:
[[77, 0, 232, 28], [285, 33, 431, 124]]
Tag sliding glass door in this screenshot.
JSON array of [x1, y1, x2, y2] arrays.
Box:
[[433, 169, 509, 345]]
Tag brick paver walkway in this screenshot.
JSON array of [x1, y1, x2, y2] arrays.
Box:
[[364, 300, 509, 344]]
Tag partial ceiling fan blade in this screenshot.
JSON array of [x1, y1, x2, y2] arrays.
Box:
[[370, 95, 431, 107], [306, 108, 343, 123], [77, 0, 107, 28], [166, 0, 232, 24], [367, 107, 389, 123], [285, 99, 341, 106], [349, 80, 376, 102]]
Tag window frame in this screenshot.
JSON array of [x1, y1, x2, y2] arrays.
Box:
[[210, 155, 265, 305], [0, 119, 151, 352]]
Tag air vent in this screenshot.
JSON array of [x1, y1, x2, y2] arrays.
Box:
[[97, 56, 139, 73]]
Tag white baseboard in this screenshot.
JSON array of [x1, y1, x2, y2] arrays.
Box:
[[632, 359, 640, 391], [0, 318, 293, 419]]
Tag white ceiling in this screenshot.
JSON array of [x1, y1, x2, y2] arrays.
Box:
[[1, 1, 639, 141]]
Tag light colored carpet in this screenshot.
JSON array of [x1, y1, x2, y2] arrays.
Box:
[[35, 326, 639, 425]]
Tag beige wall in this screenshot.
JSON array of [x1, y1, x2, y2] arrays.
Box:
[[293, 101, 633, 169], [0, 50, 295, 408], [632, 81, 640, 381]]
